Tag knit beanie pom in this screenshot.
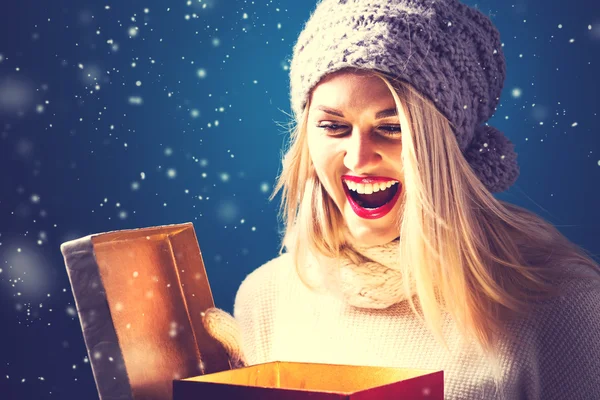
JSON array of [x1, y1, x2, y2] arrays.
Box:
[[464, 125, 519, 193]]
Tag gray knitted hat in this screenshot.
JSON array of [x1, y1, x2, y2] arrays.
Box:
[[289, 0, 519, 193]]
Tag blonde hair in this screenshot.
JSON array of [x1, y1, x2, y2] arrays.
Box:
[[271, 68, 600, 396]]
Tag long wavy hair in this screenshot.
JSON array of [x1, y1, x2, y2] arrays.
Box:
[[271, 68, 600, 397]]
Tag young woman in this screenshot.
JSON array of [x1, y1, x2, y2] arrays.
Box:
[[202, 0, 600, 398]]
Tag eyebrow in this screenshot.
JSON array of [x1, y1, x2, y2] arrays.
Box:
[[316, 106, 398, 119]]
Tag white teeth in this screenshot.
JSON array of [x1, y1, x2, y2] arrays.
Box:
[[345, 180, 398, 193]]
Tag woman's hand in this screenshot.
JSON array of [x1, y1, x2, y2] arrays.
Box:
[[201, 307, 247, 369]]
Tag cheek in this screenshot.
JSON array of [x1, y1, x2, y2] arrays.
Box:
[[384, 145, 404, 175], [307, 131, 331, 170]]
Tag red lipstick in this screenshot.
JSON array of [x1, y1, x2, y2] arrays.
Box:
[[342, 175, 397, 184], [341, 176, 402, 220]]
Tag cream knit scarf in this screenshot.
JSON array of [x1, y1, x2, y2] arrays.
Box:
[[305, 237, 414, 309]]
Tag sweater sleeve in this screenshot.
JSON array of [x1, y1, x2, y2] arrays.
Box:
[[232, 255, 287, 365], [532, 272, 600, 400]]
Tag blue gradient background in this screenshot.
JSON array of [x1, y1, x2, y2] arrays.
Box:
[[0, 0, 598, 398]]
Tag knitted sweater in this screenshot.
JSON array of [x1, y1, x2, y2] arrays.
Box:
[[233, 253, 600, 399]]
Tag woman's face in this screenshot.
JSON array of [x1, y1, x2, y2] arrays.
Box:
[[307, 71, 405, 247]]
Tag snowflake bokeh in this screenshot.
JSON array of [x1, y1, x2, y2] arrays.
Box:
[[0, 0, 599, 398]]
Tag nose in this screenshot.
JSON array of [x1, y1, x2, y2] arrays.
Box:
[[343, 131, 382, 173]]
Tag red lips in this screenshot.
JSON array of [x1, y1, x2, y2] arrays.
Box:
[[341, 176, 402, 220], [342, 175, 397, 184]]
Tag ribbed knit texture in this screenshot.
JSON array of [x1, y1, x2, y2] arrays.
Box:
[[233, 254, 600, 399], [201, 308, 247, 368]]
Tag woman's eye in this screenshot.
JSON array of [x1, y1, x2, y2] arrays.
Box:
[[318, 124, 348, 134], [378, 125, 402, 136]]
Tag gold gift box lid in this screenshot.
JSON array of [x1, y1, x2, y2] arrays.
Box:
[[175, 361, 444, 399], [61, 223, 231, 400]]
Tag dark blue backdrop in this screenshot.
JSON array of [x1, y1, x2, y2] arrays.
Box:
[[1, 0, 598, 398]]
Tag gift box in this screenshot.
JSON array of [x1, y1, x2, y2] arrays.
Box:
[[174, 361, 444, 399], [60, 223, 231, 400], [61, 223, 444, 400]]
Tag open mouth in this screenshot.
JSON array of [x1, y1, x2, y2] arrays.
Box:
[[342, 177, 402, 220], [347, 182, 399, 208]]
